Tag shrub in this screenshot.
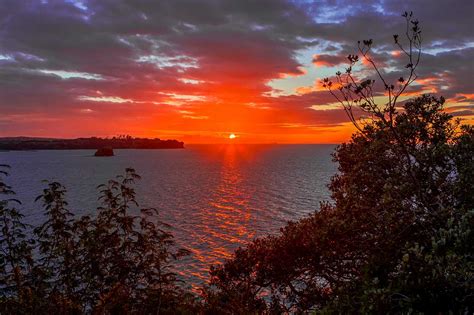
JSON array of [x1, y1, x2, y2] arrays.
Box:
[[0, 167, 197, 314], [202, 13, 474, 314]]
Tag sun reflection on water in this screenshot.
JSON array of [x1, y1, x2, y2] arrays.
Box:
[[183, 145, 256, 287]]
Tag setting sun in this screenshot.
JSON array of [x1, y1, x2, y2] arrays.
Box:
[[229, 133, 237, 139]]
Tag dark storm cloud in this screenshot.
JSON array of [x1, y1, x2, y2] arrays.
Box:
[[382, 0, 474, 45], [303, 0, 473, 47], [418, 48, 474, 98], [0, 0, 316, 115], [0, 0, 473, 137]]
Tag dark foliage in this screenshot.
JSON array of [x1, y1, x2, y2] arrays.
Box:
[[202, 13, 473, 314], [0, 165, 34, 312], [203, 95, 474, 315], [0, 167, 197, 314]]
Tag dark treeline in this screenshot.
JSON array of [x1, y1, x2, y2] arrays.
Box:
[[0, 136, 184, 150], [0, 13, 473, 314]]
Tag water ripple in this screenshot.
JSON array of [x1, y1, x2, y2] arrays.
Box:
[[0, 144, 336, 287]]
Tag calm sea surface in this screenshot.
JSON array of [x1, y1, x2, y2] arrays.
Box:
[[0, 144, 336, 287]]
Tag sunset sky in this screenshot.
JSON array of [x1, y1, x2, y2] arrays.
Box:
[[1, 0, 473, 143]]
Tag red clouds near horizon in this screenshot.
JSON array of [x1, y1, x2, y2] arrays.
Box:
[[0, 0, 472, 143]]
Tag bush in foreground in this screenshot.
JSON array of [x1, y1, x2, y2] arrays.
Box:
[[202, 13, 474, 314], [0, 167, 197, 314], [202, 95, 474, 314]]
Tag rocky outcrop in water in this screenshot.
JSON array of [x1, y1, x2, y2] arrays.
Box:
[[94, 147, 114, 157]]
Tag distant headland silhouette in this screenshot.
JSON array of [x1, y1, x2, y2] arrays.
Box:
[[0, 136, 184, 150]]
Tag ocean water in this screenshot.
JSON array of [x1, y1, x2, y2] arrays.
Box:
[[0, 144, 337, 287]]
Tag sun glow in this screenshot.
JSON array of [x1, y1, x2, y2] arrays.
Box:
[[229, 133, 237, 139]]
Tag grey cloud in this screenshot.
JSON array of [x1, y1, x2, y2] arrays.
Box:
[[0, 0, 472, 136]]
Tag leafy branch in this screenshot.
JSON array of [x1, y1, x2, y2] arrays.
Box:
[[322, 11, 422, 132]]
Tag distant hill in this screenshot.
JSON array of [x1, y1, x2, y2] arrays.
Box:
[[0, 137, 184, 150], [0, 136, 60, 141]]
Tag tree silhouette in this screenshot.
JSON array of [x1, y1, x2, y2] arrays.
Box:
[[202, 13, 474, 313], [0, 168, 197, 314], [322, 11, 422, 132]]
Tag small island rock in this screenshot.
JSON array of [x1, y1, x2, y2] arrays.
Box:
[[94, 147, 114, 157]]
